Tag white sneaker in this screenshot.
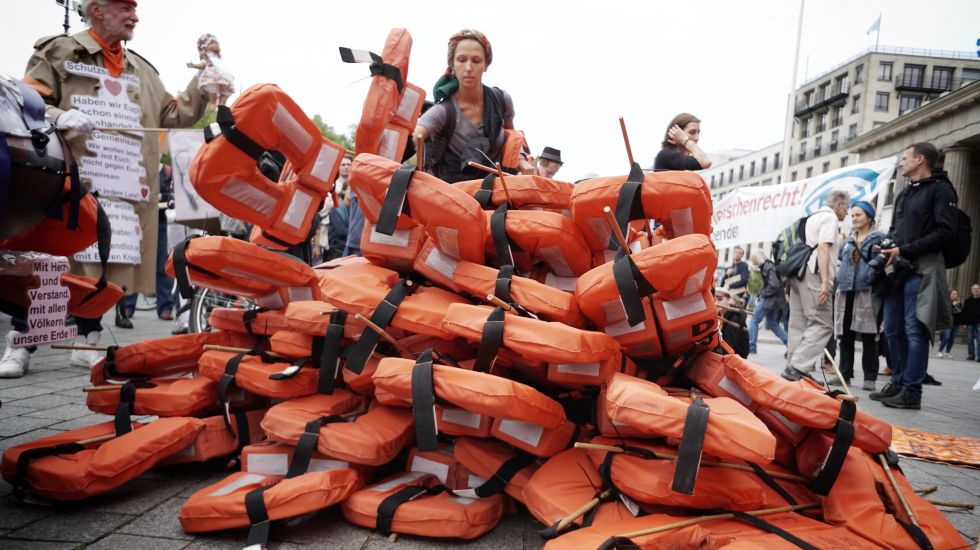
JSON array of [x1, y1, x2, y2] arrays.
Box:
[[69, 331, 103, 368], [0, 332, 30, 378]]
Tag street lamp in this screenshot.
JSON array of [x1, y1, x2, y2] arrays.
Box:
[[54, 0, 82, 35]]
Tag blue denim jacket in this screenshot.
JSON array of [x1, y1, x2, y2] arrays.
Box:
[[836, 230, 885, 292]]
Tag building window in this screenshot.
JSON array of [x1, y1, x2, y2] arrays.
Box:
[[729, 169, 734, 183], [822, 161, 830, 174], [791, 171, 797, 181], [898, 94, 921, 115], [836, 74, 849, 94], [875, 91, 889, 111], [814, 136, 822, 157], [851, 94, 861, 114], [819, 82, 831, 101], [800, 118, 811, 138], [806, 167, 813, 178], [761, 178, 772, 186], [817, 112, 827, 132], [878, 61, 893, 81], [761, 157, 768, 173], [797, 143, 806, 163], [719, 172, 724, 186], [774, 152, 781, 170], [750, 161, 756, 177], [964, 68, 980, 85], [803, 90, 813, 107], [830, 130, 839, 152], [847, 123, 858, 141], [901, 64, 925, 88], [855, 63, 864, 83], [710, 175, 715, 188], [932, 67, 953, 90], [739, 165, 744, 181], [840, 156, 849, 168], [832, 105, 844, 127]]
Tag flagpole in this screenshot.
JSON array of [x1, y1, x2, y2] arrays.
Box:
[[875, 13, 881, 50], [778, 0, 805, 188]]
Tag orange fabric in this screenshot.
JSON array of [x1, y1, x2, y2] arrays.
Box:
[[283, 300, 365, 339], [198, 350, 319, 399], [86, 376, 217, 417], [406, 444, 467, 488], [484, 209, 593, 276], [453, 437, 538, 502], [240, 441, 374, 481], [0, 183, 99, 255], [490, 416, 580, 458], [355, 29, 422, 161], [190, 84, 344, 245], [455, 174, 573, 212], [1, 418, 203, 501], [207, 307, 289, 336], [360, 221, 425, 272], [160, 410, 267, 466], [91, 331, 255, 381], [342, 472, 505, 539], [604, 373, 776, 464], [500, 129, 529, 173], [88, 29, 125, 77]]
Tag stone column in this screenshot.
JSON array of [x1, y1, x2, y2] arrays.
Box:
[[942, 146, 977, 294]]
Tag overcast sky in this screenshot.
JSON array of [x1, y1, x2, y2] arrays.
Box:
[[3, 0, 978, 180]]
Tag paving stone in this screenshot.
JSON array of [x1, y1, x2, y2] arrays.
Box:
[[78, 476, 191, 515], [47, 413, 112, 431], [176, 469, 229, 497], [85, 533, 189, 550], [0, 415, 59, 437], [8, 510, 131, 542], [34, 375, 91, 392], [274, 507, 373, 547], [0, 385, 59, 400], [7, 393, 82, 409], [0, 405, 38, 419], [23, 404, 94, 421], [0, 540, 79, 550], [0, 428, 62, 451], [118, 497, 193, 540], [0, 495, 54, 529]]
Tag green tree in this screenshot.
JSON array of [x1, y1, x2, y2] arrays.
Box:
[[312, 115, 356, 152], [193, 105, 217, 129]]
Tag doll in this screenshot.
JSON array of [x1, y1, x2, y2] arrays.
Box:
[[187, 33, 235, 105]]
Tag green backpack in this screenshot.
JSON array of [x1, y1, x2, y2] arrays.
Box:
[[772, 216, 813, 280]]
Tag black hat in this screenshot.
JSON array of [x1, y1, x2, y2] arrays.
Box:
[[538, 146, 563, 164]]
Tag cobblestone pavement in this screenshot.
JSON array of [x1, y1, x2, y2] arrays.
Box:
[[0, 311, 977, 548]]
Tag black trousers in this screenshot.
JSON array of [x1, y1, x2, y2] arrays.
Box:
[[839, 291, 878, 381]]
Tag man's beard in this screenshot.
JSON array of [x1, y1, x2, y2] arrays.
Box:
[[104, 19, 135, 42]]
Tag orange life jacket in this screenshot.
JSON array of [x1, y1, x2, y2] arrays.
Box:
[[86, 375, 217, 418], [455, 173, 573, 213], [406, 444, 469, 489], [452, 437, 539, 503], [160, 409, 267, 466], [199, 350, 328, 400], [500, 129, 530, 174], [167, 235, 322, 308], [191, 84, 345, 245], [348, 154, 487, 262], [360, 220, 425, 272], [0, 271, 122, 320], [341, 471, 505, 539], [484, 206, 593, 277], [2, 418, 203, 501], [207, 307, 289, 336], [91, 331, 255, 382], [489, 416, 582, 458], [239, 440, 375, 481], [604, 373, 776, 494], [569, 164, 713, 252]]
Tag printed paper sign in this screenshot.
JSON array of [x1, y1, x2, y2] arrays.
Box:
[[74, 198, 142, 264], [168, 129, 221, 224], [710, 156, 896, 248], [10, 256, 77, 348], [65, 61, 147, 201]]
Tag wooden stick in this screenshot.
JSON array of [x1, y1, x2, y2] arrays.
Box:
[[486, 294, 515, 312], [555, 488, 613, 533], [94, 127, 171, 132], [716, 303, 754, 317], [615, 502, 820, 539], [914, 485, 938, 496], [823, 348, 853, 397], [493, 162, 514, 208], [354, 313, 410, 355], [573, 442, 808, 483], [925, 499, 973, 510], [388, 533, 398, 542], [603, 206, 631, 254], [83, 385, 122, 393], [878, 453, 919, 527], [51, 344, 108, 351], [76, 433, 117, 446], [718, 315, 749, 333], [414, 135, 424, 168], [619, 116, 635, 166], [466, 161, 499, 175], [202, 344, 290, 360]]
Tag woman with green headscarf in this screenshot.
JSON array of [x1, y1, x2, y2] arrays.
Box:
[[414, 29, 533, 183]]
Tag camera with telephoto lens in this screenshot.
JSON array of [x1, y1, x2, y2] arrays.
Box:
[[866, 238, 915, 285]]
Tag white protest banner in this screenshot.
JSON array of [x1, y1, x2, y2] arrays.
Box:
[[65, 61, 149, 202], [0, 252, 78, 347], [710, 156, 896, 248], [168, 129, 222, 225], [74, 198, 142, 264]]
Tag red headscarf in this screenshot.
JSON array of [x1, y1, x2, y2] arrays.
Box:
[[445, 29, 492, 76]]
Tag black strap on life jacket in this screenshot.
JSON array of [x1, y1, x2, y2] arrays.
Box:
[[338, 47, 404, 94], [895, 517, 935, 550], [671, 396, 710, 495], [596, 536, 641, 550], [12, 442, 86, 500], [239, 307, 269, 337], [730, 511, 820, 550], [244, 486, 272, 549], [375, 484, 446, 536], [345, 280, 410, 375], [410, 349, 439, 452], [492, 264, 532, 318], [490, 203, 514, 267], [267, 356, 307, 381], [232, 410, 252, 457], [172, 235, 219, 300], [608, 163, 646, 251], [474, 173, 496, 208], [209, 105, 266, 160], [314, 310, 346, 395], [474, 306, 505, 373], [612, 249, 657, 327], [810, 399, 856, 496], [747, 462, 798, 506], [377, 165, 415, 236], [450, 452, 536, 499], [113, 380, 155, 437], [538, 485, 617, 539], [218, 352, 245, 431], [76, 199, 113, 308], [286, 414, 347, 479]]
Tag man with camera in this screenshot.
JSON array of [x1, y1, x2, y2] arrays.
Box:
[[870, 143, 956, 409]]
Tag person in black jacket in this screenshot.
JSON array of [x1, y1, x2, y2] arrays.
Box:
[[870, 142, 956, 409], [748, 250, 789, 353], [653, 113, 713, 170], [964, 284, 980, 361]]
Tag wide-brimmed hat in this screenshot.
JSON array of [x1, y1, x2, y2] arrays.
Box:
[[538, 146, 563, 164]]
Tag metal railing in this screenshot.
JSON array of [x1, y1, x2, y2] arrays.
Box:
[[799, 44, 978, 87]]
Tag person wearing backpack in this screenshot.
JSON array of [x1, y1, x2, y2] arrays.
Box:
[[782, 190, 850, 384], [870, 142, 956, 409], [748, 250, 789, 353]]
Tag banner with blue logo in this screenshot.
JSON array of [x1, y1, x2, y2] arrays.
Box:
[[710, 156, 896, 248]]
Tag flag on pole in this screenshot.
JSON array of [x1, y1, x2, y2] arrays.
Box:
[[866, 15, 881, 35]]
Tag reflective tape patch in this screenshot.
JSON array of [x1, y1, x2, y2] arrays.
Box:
[[718, 375, 753, 406], [683, 267, 708, 295], [544, 273, 577, 291], [245, 453, 289, 475], [221, 178, 277, 217], [538, 245, 574, 277], [662, 292, 707, 321], [378, 127, 400, 161], [435, 226, 461, 259], [425, 244, 459, 280], [409, 455, 450, 483], [282, 189, 314, 229], [208, 473, 267, 496], [497, 418, 544, 447], [310, 143, 341, 184], [670, 206, 694, 236], [287, 287, 314, 302], [370, 471, 427, 492], [555, 362, 600, 376], [395, 87, 422, 122], [439, 408, 482, 429], [273, 102, 313, 153], [369, 224, 411, 247]]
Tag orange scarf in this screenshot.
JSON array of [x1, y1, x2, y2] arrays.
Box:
[[87, 29, 125, 77]]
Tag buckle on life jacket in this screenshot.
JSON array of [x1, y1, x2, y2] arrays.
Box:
[[338, 47, 404, 94]]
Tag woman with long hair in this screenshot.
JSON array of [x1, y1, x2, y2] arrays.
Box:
[[653, 112, 712, 170]]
